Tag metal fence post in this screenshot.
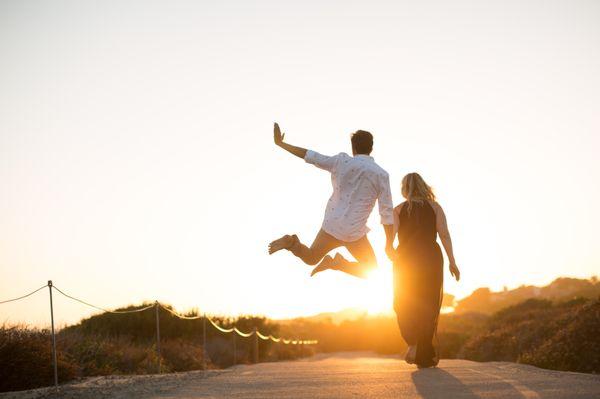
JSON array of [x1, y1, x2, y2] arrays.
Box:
[[48, 281, 58, 390], [155, 301, 161, 374], [253, 327, 258, 364], [277, 340, 280, 361], [202, 314, 207, 370], [232, 332, 236, 366]]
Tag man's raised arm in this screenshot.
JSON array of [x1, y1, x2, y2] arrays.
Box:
[[274, 122, 307, 159], [274, 122, 339, 172]]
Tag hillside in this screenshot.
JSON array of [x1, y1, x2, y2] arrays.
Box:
[[461, 297, 600, 373], [453, 276, 599, 314]]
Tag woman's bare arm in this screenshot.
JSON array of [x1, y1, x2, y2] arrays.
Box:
[[433, 202, 460, 281]]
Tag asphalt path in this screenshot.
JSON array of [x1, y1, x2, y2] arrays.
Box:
[[153, 352, 600, 399], [4, 352, 599, 399]]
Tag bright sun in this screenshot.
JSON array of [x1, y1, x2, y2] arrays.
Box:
[[362, 267, 394, 315]]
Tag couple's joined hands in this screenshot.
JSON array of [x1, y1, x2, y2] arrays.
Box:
[[385, 245, 460, 282], [385, 244, 397, 263]]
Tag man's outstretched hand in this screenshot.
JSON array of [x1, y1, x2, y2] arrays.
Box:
[[272, 122, 308, 159], [274, 122, 285, 146]]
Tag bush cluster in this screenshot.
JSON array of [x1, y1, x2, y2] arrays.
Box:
[[0, 326, 77, 392], [461, 298, 600, 373]]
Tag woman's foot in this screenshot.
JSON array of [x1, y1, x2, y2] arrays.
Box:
[[405, 345, 417, 364], [268, 234, 298, 254], [404, 345, 417, 364], [416, 354, 438, 369], [416, 361, 437, 369]]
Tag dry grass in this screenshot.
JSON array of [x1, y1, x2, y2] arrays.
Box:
[[0, 306, 309, 393], [0, 325, 77, 392]]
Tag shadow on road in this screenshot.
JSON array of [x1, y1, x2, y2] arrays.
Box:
[[412, 367, 534, 399], [412, 368, 480, 399]]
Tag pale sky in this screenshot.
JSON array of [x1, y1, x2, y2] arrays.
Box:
[[1, 0, 599, 326]]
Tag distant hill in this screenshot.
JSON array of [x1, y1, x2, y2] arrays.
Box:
[[293, 308, 369, 325], [281, 277, 600, 325], [455, 276, 600, 314], [279, 294, 457, 325]]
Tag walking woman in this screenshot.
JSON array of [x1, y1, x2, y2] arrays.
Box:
[[391, 173, 460, 368]]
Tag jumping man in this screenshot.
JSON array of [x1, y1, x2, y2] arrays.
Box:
[[268, 122, 395, 278]]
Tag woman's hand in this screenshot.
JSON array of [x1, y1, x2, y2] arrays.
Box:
[[449, 262, 460, 282]]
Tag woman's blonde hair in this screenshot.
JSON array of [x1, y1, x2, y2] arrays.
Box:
[[401, 172, 436, 212]]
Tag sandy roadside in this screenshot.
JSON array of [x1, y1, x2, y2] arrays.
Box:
[[0, 369, 227, 399]]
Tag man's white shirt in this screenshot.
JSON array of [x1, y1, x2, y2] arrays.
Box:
[[304, 150, 394, 242]]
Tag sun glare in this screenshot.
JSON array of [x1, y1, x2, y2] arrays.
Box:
[[362, 266, 394, 315]]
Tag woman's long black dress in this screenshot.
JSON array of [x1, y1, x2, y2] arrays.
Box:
[[393, 200, 443, 367]]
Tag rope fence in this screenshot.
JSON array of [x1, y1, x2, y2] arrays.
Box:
[[0, 284, 47, 304], [0, 280, 318, 390], [53, 285, 156, 314]]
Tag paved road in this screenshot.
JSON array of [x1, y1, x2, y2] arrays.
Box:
[[5, 352, 599, 399], [152, 352, 599, 399]]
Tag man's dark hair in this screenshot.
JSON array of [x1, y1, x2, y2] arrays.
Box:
[[351, 130, 373, 155]]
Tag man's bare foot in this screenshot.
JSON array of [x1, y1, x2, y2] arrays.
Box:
[[268, 234, 297, 254], [311, 255, 333, 277], [311, 253, 347, 277]]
